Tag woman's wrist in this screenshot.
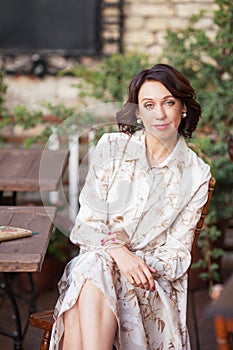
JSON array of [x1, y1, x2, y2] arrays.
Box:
[[105, 244, 128, 259]]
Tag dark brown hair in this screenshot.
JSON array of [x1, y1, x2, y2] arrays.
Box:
[[116, 63, 201, 138]]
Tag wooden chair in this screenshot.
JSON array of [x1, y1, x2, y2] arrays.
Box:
[[214, 317, 233, 350], [191, 176, 216, 255], [29, 177, 216, 350]]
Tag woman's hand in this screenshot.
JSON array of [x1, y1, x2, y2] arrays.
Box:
[[100, 228, 130, 248], [106, 245, 157, 291]]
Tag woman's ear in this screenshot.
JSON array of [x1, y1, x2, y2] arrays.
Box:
[[182, 103, 187, 113]]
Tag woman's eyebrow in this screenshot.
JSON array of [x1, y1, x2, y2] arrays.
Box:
[[141, 97, 153, 102], [141, 95, 174, 102]]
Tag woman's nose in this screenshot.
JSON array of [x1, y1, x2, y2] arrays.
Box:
[[154, 106, 165, 119]]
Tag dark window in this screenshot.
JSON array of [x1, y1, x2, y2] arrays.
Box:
[[0, 0, 102, 55]]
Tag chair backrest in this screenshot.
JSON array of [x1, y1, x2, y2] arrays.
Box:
[[191, 177, 216, 256]]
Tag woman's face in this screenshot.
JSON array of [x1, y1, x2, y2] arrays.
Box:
[[137, 80, 186, 140]]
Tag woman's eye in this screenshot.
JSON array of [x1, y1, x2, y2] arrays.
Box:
[[145, 103, 154, 110], [165, 100, 175, 106]]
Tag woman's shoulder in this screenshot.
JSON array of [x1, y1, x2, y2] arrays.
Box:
[[184, 140, 211, 179], [186, 143, 209, 166]]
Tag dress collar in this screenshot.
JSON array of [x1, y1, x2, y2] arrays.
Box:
[[131, 129, 188, 176]]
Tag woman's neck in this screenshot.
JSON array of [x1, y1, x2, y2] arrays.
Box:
[[145, 131, 178, 166]]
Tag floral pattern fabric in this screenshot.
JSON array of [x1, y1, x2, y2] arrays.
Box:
[[49, 130, 211, 350]]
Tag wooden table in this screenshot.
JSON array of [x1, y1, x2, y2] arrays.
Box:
[[0, 147, 69, 192], [0, 206, 57, 350], [0, 206, 57, 271]]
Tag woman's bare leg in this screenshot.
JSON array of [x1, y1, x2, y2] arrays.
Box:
[[62, 301, 82, 349], [62, 280, 117, 350]]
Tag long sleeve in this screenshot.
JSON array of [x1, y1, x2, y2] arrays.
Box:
[[141, 179, 210, 282], [70, 134, 112, 248]]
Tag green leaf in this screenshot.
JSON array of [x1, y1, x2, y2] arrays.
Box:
[[66, 52, 150, 103]]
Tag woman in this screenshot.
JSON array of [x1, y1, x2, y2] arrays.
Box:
[[49, 64, 211, 350]]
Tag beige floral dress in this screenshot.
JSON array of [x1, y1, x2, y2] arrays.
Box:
[[49, 130, 211, 350]]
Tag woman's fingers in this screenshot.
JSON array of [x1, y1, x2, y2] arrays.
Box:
[[149, 266, 157, 273], [142, 267, 156, 291], [127, 274, 138, 287], [132, 272, 149, 290], [100, 228, 129, 246], [103, 230, 156, 290], [107, 246, 156, 291], [131, 265, 156, 290], [101, 234, 117, 245], [127, 262, 156, 290]]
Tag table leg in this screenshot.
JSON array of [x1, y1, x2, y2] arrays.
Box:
[[12, 191, 17, 205], [0, 191, 3, 205], [27, 272, 37, 314], [0, 272, 38, 350], [0, 273, 23, 349]]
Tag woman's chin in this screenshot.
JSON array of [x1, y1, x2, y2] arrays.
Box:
[[146, 127, 178, 142]]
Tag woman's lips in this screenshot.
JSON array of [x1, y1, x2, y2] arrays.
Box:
[[153, 123, 170, 130]]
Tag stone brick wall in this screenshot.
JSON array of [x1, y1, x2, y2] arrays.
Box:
[[123, 0, 216, 56]]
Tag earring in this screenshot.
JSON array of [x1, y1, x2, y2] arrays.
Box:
[[181, 112, 187, 119], [137, 118, 143, 124]]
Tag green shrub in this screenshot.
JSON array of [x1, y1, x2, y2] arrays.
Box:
[[63, 52, 150, 103], [162, 0, 233, 284]]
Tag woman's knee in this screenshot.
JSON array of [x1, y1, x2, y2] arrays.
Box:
[[79, 280, 116, 324], [79, 280, 106, 306], [64, 280, 103, 324]]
